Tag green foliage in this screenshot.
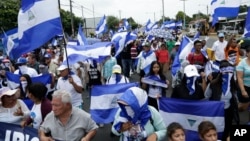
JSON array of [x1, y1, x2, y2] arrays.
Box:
[[106, 16, 119, 31], [0, 0, 20, 33]]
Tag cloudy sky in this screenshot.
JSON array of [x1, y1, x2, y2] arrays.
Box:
[[60, 0, 249, 24]]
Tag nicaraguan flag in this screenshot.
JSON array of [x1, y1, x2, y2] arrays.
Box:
[[77, 24, 88, 45], [51, 38, 58, 46], [0, 28, 19, 43], [6, 72, 51, 89], [137, 50, 156, 75], [159, 98, 225, 141], [14, 0, 62, 59], [171, 36, 193, 76], [211, 0, 241, 26], [123, 18, 130, 30], [64, 42, 112, 65], [90, 82, 139, 123], [109, 30, 114, 38], [2, 33, 16, 59], [95, 15, 107, 35], [243, 8, 250, 37], [176, 21, 183, 27], [145, 19, 154, 32], [141, 75, 168, 88]]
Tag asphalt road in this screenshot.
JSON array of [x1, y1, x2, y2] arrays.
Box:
[[81, 35, 249, 141]]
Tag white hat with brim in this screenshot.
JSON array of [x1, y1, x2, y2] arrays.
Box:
[[0, 87, 18, 99], [184, 65, 200, 77], [112, 65, 122, 74], [57, 65, 70, 71]]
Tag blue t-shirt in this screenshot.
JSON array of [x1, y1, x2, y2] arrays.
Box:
[[236, 58, 250, 87]]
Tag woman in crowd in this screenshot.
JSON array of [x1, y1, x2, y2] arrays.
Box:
[[155, 44, 169, 75], [19, 74, 33, 110], [204, 60, 237, 141], [0, 87, 30, 124], [236, 46, 250, 122], [171, 64, 206, 100], [198, 121, 221, 141], [21, 83, 52, 129], [142, 61, 168, 110], [112, 87, 166, 141], [224, 37, 243, 66], [167, 122, 185, 141]]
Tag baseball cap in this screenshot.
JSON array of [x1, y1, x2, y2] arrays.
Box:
[[0, 87, 18, 99], [112, 65, 122, 74], [184, 65, 200, 77], [57, 64, 69, 71], [44, 53, 51, 58], [218, 32, 225, 38], [16, 57, 27, 64], [142, 42, 150, 47], [175, 42, 181, 46]]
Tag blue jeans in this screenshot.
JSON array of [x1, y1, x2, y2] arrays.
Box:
[[121, 59, 131, 78]]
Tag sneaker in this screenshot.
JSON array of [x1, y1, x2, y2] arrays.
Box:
[[99, 123, 104, 128]]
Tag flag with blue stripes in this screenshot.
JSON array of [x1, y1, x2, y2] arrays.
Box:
[[172, 36, 193, 76], [243, 8, 250, 37], [6, 72, 51, 89], [63, 42, 112, 65], [77, 24, 88, 45], [211, 0, 241, 26], [14, 0, 63, 59], [176, 21, 183, 27], [159, 97, 225, 141], [141, 75, 168, 88], [145, 19, 154, 32], [95, 15, 107, 35], [90, 82, 139, 123], [0, 28, 18, 43]]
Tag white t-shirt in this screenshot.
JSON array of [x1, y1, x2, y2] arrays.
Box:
[[56, 74, 83, 107], [30, 103, 42, 129], [211, 40, 228, 61]]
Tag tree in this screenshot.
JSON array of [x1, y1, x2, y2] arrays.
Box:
[[0, 0, 20, 33], [106, 16, 119, 31], [175, 11, 191, 26], [239, 5, 248, 13]]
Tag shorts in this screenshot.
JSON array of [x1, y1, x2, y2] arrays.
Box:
[[237, 85, 250, 103]]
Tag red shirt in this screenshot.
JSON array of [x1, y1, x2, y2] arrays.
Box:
[[187, 53, 206, 66], [156, 50, 169, 63]]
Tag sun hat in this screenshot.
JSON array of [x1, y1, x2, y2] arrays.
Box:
[[112, 64, 122, 74], [184, 65, 200, 77]]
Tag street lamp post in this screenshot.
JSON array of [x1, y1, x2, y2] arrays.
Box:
[[162, 0, 165, 22]]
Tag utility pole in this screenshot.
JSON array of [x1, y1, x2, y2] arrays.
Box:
[[93, 4, 95, 29], [81, 6, 87, 36], [69, 0, 74, 37], [180, 0, 187, 29], [119, 10, 121, 20], [58, 0, 61, 10], [162, 0, 165, 22]]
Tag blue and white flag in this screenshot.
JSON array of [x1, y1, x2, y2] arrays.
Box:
[[77, 24, 88, 45], [193, 31, 200, 40], [14, 0, 63, 59], [90, 82, 139, 123], [6, 72, 51, 89], [51, 38, 58, 46], [176, 21, 183, 27], [159, 98, 225, 141], [123, 18, 130, 30], [141, 75, 168, 88], [211, 0, 241, 26], [95, 15, 107, 35], [109, 30, 114, 38], [172, 36, 193, 76], [2, 33, 16, 59], [243, 8, 250, 37], [162, 21, 176, 29], [63, 42, 112, 65], [0, 28, 18, 43], [145, 19, 154, 32], [137, 50, 156, 75], [111, 32, 137, 57]]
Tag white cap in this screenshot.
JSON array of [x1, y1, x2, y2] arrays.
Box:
[[175, 42, 181, 46], [0, 87, 18, 99], [57, 65, 70, 71], [112, 65, 122, 74], [184, 65, 199, 77]]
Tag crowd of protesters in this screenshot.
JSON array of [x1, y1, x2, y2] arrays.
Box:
[[0, 30, 249, 141]]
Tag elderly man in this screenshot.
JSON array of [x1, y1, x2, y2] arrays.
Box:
[[39, 89, 98, 141]]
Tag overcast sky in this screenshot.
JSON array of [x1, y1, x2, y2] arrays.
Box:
[[60, 0, 250, 24]]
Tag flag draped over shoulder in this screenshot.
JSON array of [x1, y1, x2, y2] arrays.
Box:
[[90, 82, 139, 123], [243, 8, 250, 37], [63, 42, 112, 66], [14, 0, 63, 59], [5, 72, 51, 89], [77, 24, 88, 45], [211, 0, 241, 26], [95, 15, 107, 35], [171, 36, 193, 76], [159, 98, 225, 141]]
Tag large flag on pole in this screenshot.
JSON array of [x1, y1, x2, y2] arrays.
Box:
[[95, 15, 107, 35], [90, 82, 139, 123], [211, 0, 241, 26], [77, 24, 88, 45], [13, 0, 63, 59], [243, 8, 250, 37], [159, 98, 225, 141]]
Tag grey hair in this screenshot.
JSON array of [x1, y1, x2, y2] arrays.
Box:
[[52, 90, 72, 104]]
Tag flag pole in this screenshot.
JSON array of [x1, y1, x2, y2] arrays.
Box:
[[57, 0, 71, 73]]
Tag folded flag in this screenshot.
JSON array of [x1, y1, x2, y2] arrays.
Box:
[[90, 82, 139, 123], [159, 97, 225, 141], [141, 75, 168, 88]]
